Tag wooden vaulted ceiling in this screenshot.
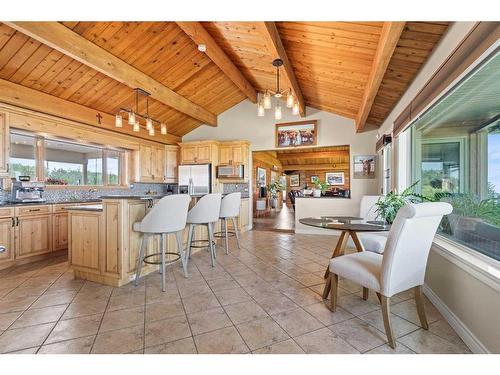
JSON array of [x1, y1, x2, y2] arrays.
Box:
[[0, 21, 449, 142]]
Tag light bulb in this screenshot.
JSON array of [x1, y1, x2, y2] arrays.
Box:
[[160, 123, 167, 135], [115, 114, 122, 128], [128, 112, 136, 125], [263, 92, 272, 109], [133, 121, 140, 132], [286, 92, 294, 108], [257, 102, 265, 117], [275, 104, 282, 120], [292, 102, 299, 115], [146, 117, 153, 130], [149, 126, 155, 136]]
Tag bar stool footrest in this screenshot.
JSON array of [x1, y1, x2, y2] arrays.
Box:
[[213, 230, 236, 238], [189, 239, 216, 249], [143, 252, 180, 265]]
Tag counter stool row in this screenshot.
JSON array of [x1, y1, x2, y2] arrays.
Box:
[[134, 192, 242, 291]]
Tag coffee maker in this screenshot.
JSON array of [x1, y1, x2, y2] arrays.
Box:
[[11, 180, 46, 203]]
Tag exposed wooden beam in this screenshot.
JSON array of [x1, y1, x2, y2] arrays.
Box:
[[176, 22, 258, 104], [5, 22, 217, 127], [0, 78, 181, 145], [355, 22, 405, 132], [282, 163, 350, 171], [253, 151, 283, 169], [259, 22, 306, 117], [277, 151, 348, 160]]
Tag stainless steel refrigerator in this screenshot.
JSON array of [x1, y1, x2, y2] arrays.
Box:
[[178, 164, 211, 195]]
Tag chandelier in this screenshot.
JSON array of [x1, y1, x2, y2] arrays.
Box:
[[115, 88, 167, 136], [257, 58, 299, 120]]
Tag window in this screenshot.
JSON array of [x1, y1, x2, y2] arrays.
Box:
[[11, 130, 124, 186], [409, 48, 500, 261], [382, 144, 392, 195]]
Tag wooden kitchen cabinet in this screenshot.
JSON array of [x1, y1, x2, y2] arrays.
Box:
[[0, 111, 9, 176], [165, 145, 178, 182], [179, 141, 218, 164], [68, 211, 102, 273], [52, 213, 69, 251], [134, 144, 166, 182], [15, 214, 52, 258], [219, 142, 247, 165], [0, 217, 15, 262]]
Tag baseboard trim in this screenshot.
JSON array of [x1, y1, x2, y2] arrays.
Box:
[[423, 284, 490, 353]]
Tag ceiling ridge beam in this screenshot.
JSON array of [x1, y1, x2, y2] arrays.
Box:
[[259, 22, 306, 117], [5, 21, 217, 126], [0, 78, 181, 144], [355, 22, 405, 132], [176, 22, 258, 104]]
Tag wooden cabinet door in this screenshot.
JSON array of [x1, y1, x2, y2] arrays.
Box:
[[0, 217, 15, 262], [240, 199, 249, 228], [196, 145, 211, 163], [219, 145, 231, 165], [181, 145, 197, 164], [53, 213, 68, 251], [15, 215, 52, 258], [139, 144, 153, 181], [165, 147, 178, 180], [152, 146, 165, 182], [0, 112, 9, 176], [69, 212, 100, 272], [232, 145, 244, 164]]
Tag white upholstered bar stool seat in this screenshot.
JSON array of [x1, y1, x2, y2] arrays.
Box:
[[186, 193, 222, 268], [217, 192, 241, 255], [134, 194, 191, 292], [328, 202, 453, 349]]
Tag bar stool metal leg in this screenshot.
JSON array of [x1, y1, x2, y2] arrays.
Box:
[[135, 233, 148, 286], [187, 224, 194, 260], [224, 218, 229, 255], [207, 223, 216, 267], [231, 217, 241, 249], [160, 233, 166, 292], [176, 230, 188, 278]]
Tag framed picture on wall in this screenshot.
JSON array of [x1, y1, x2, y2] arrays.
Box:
[[310, 175, 319, 184], [353, 155, 376, 179], [326, 172, 345, 186], [289, 174, 300, 187], [275, 120, 318, 148], [257, 167, 266, 186]]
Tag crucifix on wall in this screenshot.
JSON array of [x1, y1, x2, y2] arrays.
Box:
[[96, 113, 103, 125]]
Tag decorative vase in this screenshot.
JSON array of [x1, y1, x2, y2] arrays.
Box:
[[313, 189, 322, 198]]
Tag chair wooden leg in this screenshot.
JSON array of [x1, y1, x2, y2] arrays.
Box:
[[380, 295, 396, 349], [329, 273, 338, 312], [414, 285, 429, 330], [363, 287, 369, 300], [376, 292, 382, 304]]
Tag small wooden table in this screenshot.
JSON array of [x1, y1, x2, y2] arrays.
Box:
[[298, 216, 390, 300]]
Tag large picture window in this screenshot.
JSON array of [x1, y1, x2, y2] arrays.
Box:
[[410, 48, 500, 262]]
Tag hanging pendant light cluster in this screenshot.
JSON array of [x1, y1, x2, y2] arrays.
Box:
[[257, 58, 300, 120], [115, 88, 167, 136]]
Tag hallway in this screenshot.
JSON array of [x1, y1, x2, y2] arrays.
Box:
[[253, 204, 295, 233]]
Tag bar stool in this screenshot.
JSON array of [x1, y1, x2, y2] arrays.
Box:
[[186, 193, 222, 268], [215, 192, 241, 255], [134, 194, 191, 292]]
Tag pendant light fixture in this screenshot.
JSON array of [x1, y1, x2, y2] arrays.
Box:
[[257, 59, 300, 118], [160, 123, 167, 135], [115, 114, 123, 128]]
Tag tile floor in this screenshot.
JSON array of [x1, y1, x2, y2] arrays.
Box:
[[0, 231, 471, 354]]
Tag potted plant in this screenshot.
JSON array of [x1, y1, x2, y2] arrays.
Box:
[[268, 181, 283, 208], [313, 180, 329, 197], [375, 181, 426, 224]]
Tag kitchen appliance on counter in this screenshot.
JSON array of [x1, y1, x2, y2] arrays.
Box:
[[178, 164, 211, 195], [216, 164, 244, 179], [11, 181, 46, 203]]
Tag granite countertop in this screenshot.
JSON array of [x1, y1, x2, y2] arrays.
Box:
[[65, 204, 103, 212], [99, 194, 169, 200], [0, 199, 102, 207], [296, 195, 350, 199]]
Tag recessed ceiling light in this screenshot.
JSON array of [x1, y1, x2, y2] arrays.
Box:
[[198, 44, 206, 53]]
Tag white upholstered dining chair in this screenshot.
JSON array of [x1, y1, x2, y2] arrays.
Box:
[[328, 202, 453, 349]]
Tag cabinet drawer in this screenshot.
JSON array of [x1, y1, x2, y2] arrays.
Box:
[[0, 207, 14, 218], [15, 205, 52, 216]]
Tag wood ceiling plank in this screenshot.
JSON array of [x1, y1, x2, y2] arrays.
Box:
[[0, 23, 16, 49], [58, 68, 98, 100], [7, 22, 218, 126], [0, 38, 41, 79], [259, 22, 306, 117], [8, 43, 52, 83], [20, 49, 64, 88], [0, 31, 29, 71], [177, 22, 257, 103], [355, 22, 405, 132], [40, 59, 83, 94]]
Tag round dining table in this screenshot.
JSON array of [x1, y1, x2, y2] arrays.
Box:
[[299, 216, 391, 300]]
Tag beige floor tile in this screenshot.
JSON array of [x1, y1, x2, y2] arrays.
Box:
[[0, 322, 55, 353], [38, 336, 95, 354], [328, 318, 387, 352], [62, 297, 109, 319], [293, 272, 325, 287], [181, 291, 221, 314], [46, 313, 102, 344], [271, 308, 323, 337], [11, 304, 67, 329], [187, 306, 232, 335], [283, 288, 323, 307], [224, 300, 268, 324], [29, 290, 78, 309], [0, 311, 22, 330], [145, 337, 197, 354], [391, 300, 442, 326], [145, 314, 191, 347], [100, 306, 145, 333], [358, 310, 419, 338], [365, 343, 415, 354], [194, 326, 249, 354], [213, 287, 252, 306], [0, 295, 37, 314], [92, 325, 144, 354], [252, 338, 305, 354], [428, 319, 470, 352], [236, 316, 290, 350], [206, 277, 240, 292], [304, 303, 354, 325], [295, 327, 360, 354], [145, 287, 180, 305], [257, 294, 298, 315], [145, 299, 185, 322], [8, 346, 39, 354], [399, 329, 469, 354], [338, 294, 381, 316], [107, 290, 145, 312]]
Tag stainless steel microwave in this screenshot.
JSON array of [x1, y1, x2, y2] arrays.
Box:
[[216, 164, 244, 179]]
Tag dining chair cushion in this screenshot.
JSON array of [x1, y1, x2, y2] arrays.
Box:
[[330, 252, 383, 292]]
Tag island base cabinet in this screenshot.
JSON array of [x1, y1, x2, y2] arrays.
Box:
[[69, 212, 102, 272], [15, 215, 52, 259], [52, 213, 69, 251]]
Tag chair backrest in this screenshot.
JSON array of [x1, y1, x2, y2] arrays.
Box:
[[187, 193, 222, 224], [380, 202, 452, 296], [359, 195, 383, 221], [220, 192, 241, 218], [139, 194, 191, 233]]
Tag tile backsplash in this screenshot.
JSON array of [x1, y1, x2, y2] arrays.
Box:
[[222, 183, 250, 197], [0, 183, 177, 204]]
